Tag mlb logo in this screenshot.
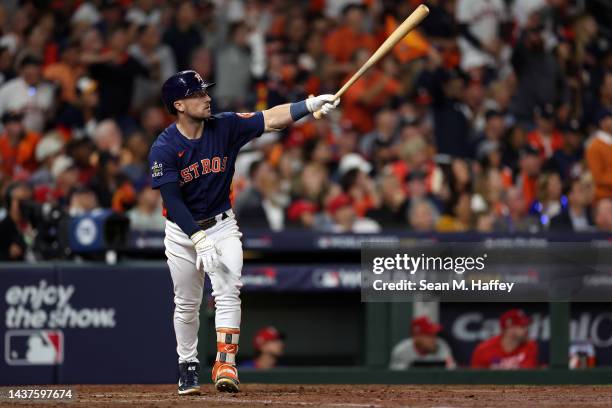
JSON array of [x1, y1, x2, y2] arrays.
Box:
[[5, 330, 64, 365]]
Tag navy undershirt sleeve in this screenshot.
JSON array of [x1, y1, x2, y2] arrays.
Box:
[[159, 182, 201, 237]]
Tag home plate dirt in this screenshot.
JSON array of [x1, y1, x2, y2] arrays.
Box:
[[5, 384, 612, 407]]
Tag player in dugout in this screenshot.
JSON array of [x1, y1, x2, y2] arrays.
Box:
[[471, 309, 539, 369], [390, 315, 456, 369]]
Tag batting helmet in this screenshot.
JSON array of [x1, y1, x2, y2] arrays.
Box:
[[161, 70, 214, 114]]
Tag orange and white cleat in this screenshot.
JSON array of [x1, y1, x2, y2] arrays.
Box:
[[213, 328, 240, 393]]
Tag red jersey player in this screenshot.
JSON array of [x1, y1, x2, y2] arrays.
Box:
[[471, 309, 539, 369]]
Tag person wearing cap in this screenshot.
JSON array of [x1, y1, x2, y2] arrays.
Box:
[[473, 109, 507, 160], [0, 55, 55, 132], [585, 108, 612, 202], [390, 316, 455, 370], [552, 119, 584, 180], [471, 309, 538, 369], [286, 199, 319, 229], [526, 103, 564, 159], [30, 131, 64, 186], [0, 111, 41, 177], [240, 327, 285, 370], [325, 193, 380, 233]]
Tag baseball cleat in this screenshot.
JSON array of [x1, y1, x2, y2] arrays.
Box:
[[213, 362, 240, 393], [178, 361, 201, 395]]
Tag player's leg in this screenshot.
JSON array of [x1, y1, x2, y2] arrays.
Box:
[[206, 216, 244, 392], [165, 220, 205, 395]]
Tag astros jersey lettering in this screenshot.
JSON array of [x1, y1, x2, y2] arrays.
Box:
[[148, 111, 264, 219]]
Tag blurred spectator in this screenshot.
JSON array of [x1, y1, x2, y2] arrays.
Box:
[[240, 326, 285, 370], [214, 22, 254, 110], [129, 24, 175, 109], [235, 160, 285, 231], [366, 173, 409, 229], [88, 26, 152, 123], [594, 198, 612, 232], [0, 55, 55, 132], [408, 199, 439, 232], [474, 109, 506, 159], [471, 309, 538, 369], [436, 192, 473, 232], [585, 109, 612, 202], [510, 23, 568, 126], [56, 77, 100, 140], [162, 1, 202, 71], [324, 193, 380, 233], [0, 112, 40, 177], [390, 316, 456, 370], [93, 119, 122, 155], [122, 132, 150, 190], [43, 40, 82, 104], [126, 0, 161, 26], [68, 186, 100, 216], [530, 171, 563, 225], [494, 186, 541, 233], [342, 49, 401, 133], [515, 145, 542, 211], [323, 4, 376, 65], [0, 182, 32, 261], [549, 178, 594, 232], [527, 103, 563, 159], [127, 188, 164, 232], [30, 131, 63, 186], [286, 199, 318, 229], [552, 119, 584, 180], [456, 0, 509, 79]]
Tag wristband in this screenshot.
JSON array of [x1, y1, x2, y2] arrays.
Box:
[[290, 100, 309, 121]]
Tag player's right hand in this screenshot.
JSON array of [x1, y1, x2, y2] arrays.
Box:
[[190, 230, 221, 272], [306, 94, 340, 116]]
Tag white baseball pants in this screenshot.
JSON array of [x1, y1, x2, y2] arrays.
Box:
[[164, 210, 243, 363]]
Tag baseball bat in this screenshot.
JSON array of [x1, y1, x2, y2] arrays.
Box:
[[313, 4, 430, 119]]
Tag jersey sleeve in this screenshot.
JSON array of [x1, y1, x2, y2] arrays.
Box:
[[226, 111, 265, 149], [148, 146, 179, 189], [470, 341, 489, 368]]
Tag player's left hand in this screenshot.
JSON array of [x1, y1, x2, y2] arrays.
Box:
[[306, 94, 340, 116], [190, 230, 221, 272]]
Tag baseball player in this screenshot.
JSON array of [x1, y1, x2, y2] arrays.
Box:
[[148, 70, 339, 394]]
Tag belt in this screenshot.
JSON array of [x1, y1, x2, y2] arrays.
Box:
[[168, 210, 231, 231]]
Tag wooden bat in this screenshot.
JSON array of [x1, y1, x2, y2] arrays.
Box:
[[313, 4, 430, 119]]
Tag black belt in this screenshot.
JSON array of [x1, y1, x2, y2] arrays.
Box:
[[168, 211, 230, 231]]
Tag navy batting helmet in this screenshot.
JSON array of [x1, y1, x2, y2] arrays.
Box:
[[161, 70, 214, 114]]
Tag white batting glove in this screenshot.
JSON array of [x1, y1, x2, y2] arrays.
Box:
[[306, 94, 340, 116], [190, 230, 221, 272]]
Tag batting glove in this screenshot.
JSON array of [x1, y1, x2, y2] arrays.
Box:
[[306, 94, 340, 116], [190, 230, 221, 272]]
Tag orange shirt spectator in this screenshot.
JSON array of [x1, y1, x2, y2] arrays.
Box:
[[0, 112, 41, 177], [324, 25, 376, 63], [324, 4, 377, 63], [343, 68, 401, 133], [586, 110, 612, 201], [471, 309, 539, 369]]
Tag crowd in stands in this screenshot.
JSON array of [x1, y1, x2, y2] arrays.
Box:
[[1, 0, 612, 260]]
